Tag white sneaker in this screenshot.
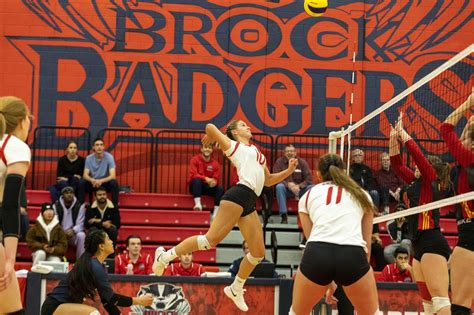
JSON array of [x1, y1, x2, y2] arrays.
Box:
[[224, 285, 248, 312], [152, 246, 167, 276], [193, 204, 202, 211]]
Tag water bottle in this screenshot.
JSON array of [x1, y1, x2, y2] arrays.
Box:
[[126, 263, 133, 275]]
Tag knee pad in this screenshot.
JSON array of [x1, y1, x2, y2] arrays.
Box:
[[288, 306, 296, 315], [416, 281, 432, 301], [422, 301, 434, 315], [246, 252, 264, 266], [451, 304, 471, 315], [432, 296, 451, 313], [197, 235, 212, 250]]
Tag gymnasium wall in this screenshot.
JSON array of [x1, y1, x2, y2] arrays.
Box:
[[0, 0, 472, 139]]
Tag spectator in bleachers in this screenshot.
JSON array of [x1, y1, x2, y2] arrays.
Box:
[[53, 186, 86, 260], [163, 252, 205, 276], [371, 224, 386, 271], [350, 149, 380, 210], [375, 152, 405, 214], [114, 235, 153, 275], [383, 203, 413, 263], [189, 143, 224, 217], [26, 203, 68, 266], [49, 140, 85, 203], [273, 145, 312, 224], [85, 187, 121, 249], [81, 137, 119, 206], [379, 247, 414, 283], [228, 241, 277, 277]]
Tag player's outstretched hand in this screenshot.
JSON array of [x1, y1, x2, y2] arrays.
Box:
[[201, 135, 213, 146], [287, 158, 298, 173]]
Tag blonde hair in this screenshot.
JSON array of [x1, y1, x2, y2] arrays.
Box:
[[318, 153, 374, 214], [0, 96, 29, 139]]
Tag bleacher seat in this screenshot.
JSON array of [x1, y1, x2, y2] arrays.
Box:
[[118, 226, 208, 244], [26, 190, 50, 205], [119, 193, 214, 209]]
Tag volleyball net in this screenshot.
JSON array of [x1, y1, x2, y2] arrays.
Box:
[[329, 43, 474, 222]]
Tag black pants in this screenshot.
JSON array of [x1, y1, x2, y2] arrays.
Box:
[[189, 178, 224, 206], [81, 179, 119, 206]]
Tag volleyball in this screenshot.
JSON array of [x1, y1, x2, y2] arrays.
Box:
[[304, 0, 328, 17]]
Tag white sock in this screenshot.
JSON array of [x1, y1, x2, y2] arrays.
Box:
[[231, 275, 246, 292], [162, 247, 178, 264], [213, 206, 219, 216], [194, 197, 202, 207]]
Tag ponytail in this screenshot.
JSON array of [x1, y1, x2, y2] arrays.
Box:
[[319, 154, 374, 214], [67, 230, 106, 302], [0, 96, 29, 139]]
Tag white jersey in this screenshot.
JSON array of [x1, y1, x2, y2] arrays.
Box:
[[224, 140, 266, 196], [298, 181, 372, 249], [0, 134, 31, 202]]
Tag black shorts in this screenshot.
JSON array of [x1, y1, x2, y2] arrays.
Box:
[[456, 221, 474, 251], [413, 228, 451, 261], [299, 242, 370, 286], [221, 184, 258, 217], [41, 296, 62, 315]]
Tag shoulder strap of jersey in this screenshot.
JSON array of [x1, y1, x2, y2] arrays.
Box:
[[0, 134, 12, 165]]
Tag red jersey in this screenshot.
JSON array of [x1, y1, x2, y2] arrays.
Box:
[[114, 252, 153, 275], [163, 262, 205, 276], [188, 154, 220, 184], [391, 140, 438, 231], [379, 263, 413, 283], [440, 123, 474, 219]]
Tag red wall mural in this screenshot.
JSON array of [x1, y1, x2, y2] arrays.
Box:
[[1, 1, 472, 191], [0, 0, 472, 137]]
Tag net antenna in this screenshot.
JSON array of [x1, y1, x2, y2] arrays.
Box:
[[328, 43, 474, 169], [327, 43, 473, 220]]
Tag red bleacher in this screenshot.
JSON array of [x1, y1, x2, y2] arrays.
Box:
[[20, 190, 217, 268]]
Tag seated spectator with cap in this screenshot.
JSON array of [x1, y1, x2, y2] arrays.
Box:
[[26, 203, 68, 266], [85, 187, 121, 249], [378, 247, 414, 283], [115, 235, 153, 275], [163, 253, 205, 276], [53, 186, 86, 260], [49, 140, 85, 203]]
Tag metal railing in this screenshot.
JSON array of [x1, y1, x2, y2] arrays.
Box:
[[96, 128, 154, 193], [28, 126, 445, 194], [30, 126, 90, 190]]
